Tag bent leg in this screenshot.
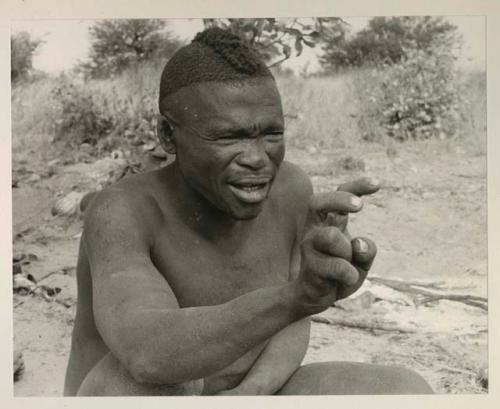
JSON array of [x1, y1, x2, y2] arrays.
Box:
[[77, 352, 203, 396], [277, 362, 433, 395]]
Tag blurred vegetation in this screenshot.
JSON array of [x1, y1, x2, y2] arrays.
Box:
[[319, 17, 467, 141], [321, 17, 460, 70], [351, 46, 466, 141], [11, 17, 486, 164], [204, 18, 346, 67], [77, 19, 183, 79], [49, 63, 161, 155], [11, 31, 44, 83]]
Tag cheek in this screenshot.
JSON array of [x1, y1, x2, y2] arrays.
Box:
[[268, 141, 285, 166], [179, 143, 233, 184]]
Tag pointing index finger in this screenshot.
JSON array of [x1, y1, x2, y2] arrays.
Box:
[[310, 191, 363, 215], [337, 177, 380, 196]]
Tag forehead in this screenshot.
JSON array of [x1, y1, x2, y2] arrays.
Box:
[[164, 78, 283, 128]]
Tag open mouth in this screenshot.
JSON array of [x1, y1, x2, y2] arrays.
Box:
[[228, 180, 270, 204]]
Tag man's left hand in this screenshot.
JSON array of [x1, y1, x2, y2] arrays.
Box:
[[313, 177, 380, 300]]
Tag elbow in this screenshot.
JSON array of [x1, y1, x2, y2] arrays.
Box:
[[126, 349, 191, 385], [128, 356, 157, 384], [127, 353, 204, 394], [127, 352, 168, 384]]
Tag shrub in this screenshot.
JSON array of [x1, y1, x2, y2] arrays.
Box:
[[50, 70, 159, 154], [11, 31, 43, 83], [51, 78, 114, 147], [321, 16, 459, 71], [353, 45, 466, 141], [78, 19, 182, 79]]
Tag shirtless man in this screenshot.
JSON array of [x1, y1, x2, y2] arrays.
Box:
[[64, 28, 433, 396]]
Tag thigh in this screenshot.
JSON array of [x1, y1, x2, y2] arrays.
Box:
[[277, 362, 433, 395], [77, 352, 204, 396]]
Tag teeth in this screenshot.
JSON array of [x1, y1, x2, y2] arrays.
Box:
[[228, 182, 269, 203], [233, 183, 264, 191], [237, 184, 262, 191]]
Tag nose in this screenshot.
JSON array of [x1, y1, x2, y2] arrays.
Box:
[[235, 139, 267, 170]]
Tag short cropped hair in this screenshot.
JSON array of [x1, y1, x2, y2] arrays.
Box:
[[158, 27, 273, 110]]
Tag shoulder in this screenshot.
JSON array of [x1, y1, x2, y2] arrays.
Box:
[[270, 161, 313, 219], [273, 161, 313, 205], [84, 173, 163, 243]]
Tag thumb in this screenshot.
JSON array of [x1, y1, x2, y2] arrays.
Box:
[[351, 237, 377, 273]]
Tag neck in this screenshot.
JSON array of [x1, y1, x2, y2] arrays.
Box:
[[163, 161, 252, 240]]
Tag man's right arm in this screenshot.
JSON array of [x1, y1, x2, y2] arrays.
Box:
[[85, 185, 374, 386], [85, 188, 309, 385]]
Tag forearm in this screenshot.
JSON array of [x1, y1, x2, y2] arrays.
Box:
[[218, 318, 311, 395], [101, 281, 311, 385]]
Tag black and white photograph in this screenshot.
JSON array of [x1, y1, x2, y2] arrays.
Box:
[[6, 3, 493, 401]]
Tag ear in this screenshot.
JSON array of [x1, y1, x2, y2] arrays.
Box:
[[157, 114, 177, 154]]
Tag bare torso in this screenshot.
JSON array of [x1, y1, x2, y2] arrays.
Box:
[[64, 162, 303, 396]]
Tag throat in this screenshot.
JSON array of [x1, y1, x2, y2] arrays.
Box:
[[164, 162, 255, 242]]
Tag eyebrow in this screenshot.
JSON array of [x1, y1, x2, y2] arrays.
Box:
[[204, 122, 284, 138]]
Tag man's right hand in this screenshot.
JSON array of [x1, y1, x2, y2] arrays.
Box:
[[296, 178, 379, 312]]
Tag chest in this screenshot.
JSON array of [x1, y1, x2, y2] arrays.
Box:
[[151, 218, 294, 308]]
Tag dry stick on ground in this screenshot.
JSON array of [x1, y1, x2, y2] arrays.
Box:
[[311, 315, 416, 333], [368, 277, 487, 311], [419, 295, 487, 311], [438, 365, 477, 377], [37, 266, 75, 283]]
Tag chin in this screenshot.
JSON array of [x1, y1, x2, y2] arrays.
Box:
[[230, 203, 265, 220]]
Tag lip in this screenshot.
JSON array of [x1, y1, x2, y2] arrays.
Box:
[[227, 178, 271, 204], [228, 176, 272, 185]]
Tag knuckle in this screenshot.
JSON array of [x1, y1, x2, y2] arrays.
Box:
[[312, 226, 340, 251], [328, 258, 358, 285], [325, 226, 342, 243]]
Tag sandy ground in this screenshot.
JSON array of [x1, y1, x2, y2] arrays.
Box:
[[12, 139, 487, 395]]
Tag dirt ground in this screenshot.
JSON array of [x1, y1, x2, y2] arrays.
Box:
[[12, 138, 487, 396]]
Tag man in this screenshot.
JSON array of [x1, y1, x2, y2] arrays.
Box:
[[64, 28, 433, 396]]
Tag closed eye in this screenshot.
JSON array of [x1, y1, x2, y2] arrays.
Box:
[[264, 132, 284, 141]]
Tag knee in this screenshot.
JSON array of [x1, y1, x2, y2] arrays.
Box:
[[379, 366, 434, 394], [154, 379, 204, 396]]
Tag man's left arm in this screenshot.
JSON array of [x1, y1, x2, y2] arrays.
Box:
[[215, 317, 310, 395], [215, 176, 380, 395], [216, 168, 313, 396]]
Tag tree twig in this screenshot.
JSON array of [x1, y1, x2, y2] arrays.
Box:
[[37, 266, 75, 282], [368, 276, 487, 310], [437, 365, 477, 377], [419, 295, 487, 311], [311, 315, 416, 333]]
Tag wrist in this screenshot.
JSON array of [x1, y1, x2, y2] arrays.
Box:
[[287, 280, 326, 317]]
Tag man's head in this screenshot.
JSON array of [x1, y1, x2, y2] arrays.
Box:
[[157, 28, 285, 220]]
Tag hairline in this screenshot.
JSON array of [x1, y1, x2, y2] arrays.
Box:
[[159, 75, 277, 116]]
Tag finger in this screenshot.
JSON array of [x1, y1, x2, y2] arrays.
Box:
[[317, 257, 359, 287], [337, 177, 380, 196], [312, 226, 353, 261], [351, 237, 377, 273], [310, 191, 363, 216], [325, 212, 348, 231], [335, 238, 376, 300]]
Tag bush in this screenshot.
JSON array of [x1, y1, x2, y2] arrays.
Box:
[[353, 45, 465, 141], [78, 19, 182, 79], [51, 78, 114, 146], [50, 70, 158, 153], [321, 16, 459, 71], [11, 32, 43, 83]]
